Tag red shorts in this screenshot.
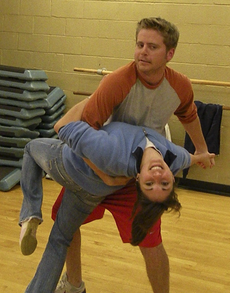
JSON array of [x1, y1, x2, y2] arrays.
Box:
[[52, 181, 162, 248]]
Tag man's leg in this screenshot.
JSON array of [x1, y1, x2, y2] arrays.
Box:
[[105, 189, 169, 292], [101, 185, 169, 293], [139, 243, 169, 293]]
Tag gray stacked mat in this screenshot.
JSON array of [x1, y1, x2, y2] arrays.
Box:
[[36, 86, 66, 138], [0, 65, 49, 131], [0, 65, 66, 191], [0, 125, 39, 169], [0, 166, 21, 192]]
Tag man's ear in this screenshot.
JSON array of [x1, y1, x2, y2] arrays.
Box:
[[166, 48, 175, 62]]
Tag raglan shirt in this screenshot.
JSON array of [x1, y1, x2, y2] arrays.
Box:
[[81, 61, 197, 135], [59, 121, 190, 196]]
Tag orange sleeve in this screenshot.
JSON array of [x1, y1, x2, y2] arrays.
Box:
[[166, 67, 197, 124], [81, 62, 137, 129]]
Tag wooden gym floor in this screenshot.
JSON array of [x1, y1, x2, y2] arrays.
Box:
[[0, 178, 229, 293]]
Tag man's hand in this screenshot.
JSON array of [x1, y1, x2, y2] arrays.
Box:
[[192, 151, 215, 169]]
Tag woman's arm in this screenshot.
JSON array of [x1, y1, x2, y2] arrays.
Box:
[[55, 102, 131, 186], [182, 117, 215, 168]]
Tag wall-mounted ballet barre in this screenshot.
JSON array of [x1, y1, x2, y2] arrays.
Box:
[[73, 67, 230, 110], [74, 67, 230, 87]]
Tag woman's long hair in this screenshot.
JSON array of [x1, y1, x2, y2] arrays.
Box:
[[131, 181, 181, 246]]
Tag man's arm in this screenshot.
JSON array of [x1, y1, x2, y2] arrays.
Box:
[[182, 116, 215, 166], [190, 152, 215, 169], [182, 117, 207, 152], [54, 98, 89, 133]]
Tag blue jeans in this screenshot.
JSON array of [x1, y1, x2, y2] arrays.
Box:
[[19, 138, 106, 293]]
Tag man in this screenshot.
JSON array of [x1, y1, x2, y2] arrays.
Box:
[[52, 17, 213, 293]]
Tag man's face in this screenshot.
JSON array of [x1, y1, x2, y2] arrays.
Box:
[[134, 29, 174, 78]]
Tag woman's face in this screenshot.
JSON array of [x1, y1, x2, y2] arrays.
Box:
[[137, 156, 175, 203]]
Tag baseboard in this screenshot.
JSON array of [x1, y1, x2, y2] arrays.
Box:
[[175, 177, 230, 196]]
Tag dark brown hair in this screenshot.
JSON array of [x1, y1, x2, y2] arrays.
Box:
[[131, 181, 181, 246]]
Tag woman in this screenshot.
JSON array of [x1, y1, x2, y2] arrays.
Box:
[[19, 121, 214, 293]]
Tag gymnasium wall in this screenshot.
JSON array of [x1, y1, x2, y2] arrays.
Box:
[[0, 0, 230, 187]]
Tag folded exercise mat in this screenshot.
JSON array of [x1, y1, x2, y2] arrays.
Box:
[[38, 128, 56, 138], [0, 146, 24, 159], [0, 77, 50, 92], [0, 65, 48, 81], [0, 125, 39, 138], [51, 133, 58, 139], [38, 114, 64, 130], [0, 96, 48, 109], [0, 166, 21, 191], [45, 95, 66, 115], [44, 87, 65, 108], [0, 136, 31, 148], [0, 104, 45, 119], [0, 115, 41, 130], [42, 104, 66, 122], [0, 86, 47, 101], [0, 155, 23, 168]]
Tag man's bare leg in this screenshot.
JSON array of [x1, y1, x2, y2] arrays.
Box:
[[139, 243, 169, 293]]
